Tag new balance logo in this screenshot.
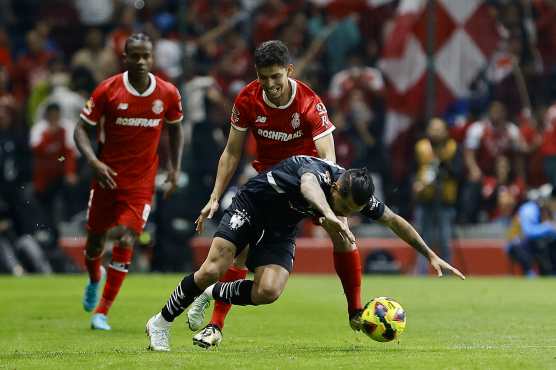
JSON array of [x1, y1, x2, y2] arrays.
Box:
[[117, 103, 128, 110], [255, 115, 267, 123]]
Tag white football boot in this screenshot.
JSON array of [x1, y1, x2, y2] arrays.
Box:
[[192, 324, 223, 349], [146, 313, 171, 352], [187, 291, 212, 331]]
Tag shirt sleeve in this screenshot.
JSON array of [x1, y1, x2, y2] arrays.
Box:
[[305, 97, 335, 141], [464, 122, 483, 150], [79, 82, 108, 126], [360, 196, 386, 220], [230, 92, 250, 132], [165, 85, 184, 124]]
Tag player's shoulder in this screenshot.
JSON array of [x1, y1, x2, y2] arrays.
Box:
[[95, 73, 124, 92], [154, 74, 179, 93], [293, 79, 320, 99], [237, 80, 261, 99]]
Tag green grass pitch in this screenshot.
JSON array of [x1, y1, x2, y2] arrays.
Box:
[[1, 275, 555, 369]]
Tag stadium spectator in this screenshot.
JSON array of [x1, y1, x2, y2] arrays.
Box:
[[506, 184, 556, 276], [413, 118, 462, 274], [462, 101, 525, 222], [146, 156, 464, 352], [74, 33, 184, 331], [30, 103, 78, 224], [71, 28, 119, 84], [542, 101, 556, 188]]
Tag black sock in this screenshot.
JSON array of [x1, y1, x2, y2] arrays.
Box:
[[161, 273, 202, 322], [212, 279, 255, 305]]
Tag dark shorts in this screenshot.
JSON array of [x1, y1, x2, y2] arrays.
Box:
[[214, 191, 297, 273]]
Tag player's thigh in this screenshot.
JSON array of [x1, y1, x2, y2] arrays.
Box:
[[252, 264, 290, 303], [86, 187, 117, 234], [114, 192, 153, 235]]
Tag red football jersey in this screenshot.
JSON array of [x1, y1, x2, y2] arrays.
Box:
[[231, 78, 335, 172], [80, 72, 183, 190]]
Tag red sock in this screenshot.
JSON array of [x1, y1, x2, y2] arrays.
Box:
[[333, 249, 362, 316], [95, 245, 133, 315], [84, 253, 102, 283], [209, 266, 248, 329]]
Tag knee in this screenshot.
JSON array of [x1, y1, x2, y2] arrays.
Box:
[[197, 262, 225, 285], [118, 231, 136, 247], [332, 237, 355, 252], [253, 284, 282, 305]]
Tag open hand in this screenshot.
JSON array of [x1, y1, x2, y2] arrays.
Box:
[[195, 197, 220, 233]]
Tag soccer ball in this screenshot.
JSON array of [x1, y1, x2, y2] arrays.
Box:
[[361, 297, 406, 342]]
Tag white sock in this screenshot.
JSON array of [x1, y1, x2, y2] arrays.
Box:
[[154, 312, 171, 327]]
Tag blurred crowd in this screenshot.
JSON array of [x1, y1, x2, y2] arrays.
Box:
[[1, 0, 556, 275]]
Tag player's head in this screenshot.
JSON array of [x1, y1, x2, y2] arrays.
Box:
[[254, 40, 294, 105], [123, 33, 153, 78], [330, 168, 375, 216]]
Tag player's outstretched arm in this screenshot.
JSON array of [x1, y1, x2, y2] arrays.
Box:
[[377, 206, 465, 280], [195, 126, 247, 233], [74, 119, 118, 189], [300, 173, 355, 244]]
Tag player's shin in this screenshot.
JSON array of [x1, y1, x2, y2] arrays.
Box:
[[333, 248, 363, 316], [210, 266, 248, 329], [161, 273, 203, 322], [210, 279, 255, 305], [95, 244, 133, 315]]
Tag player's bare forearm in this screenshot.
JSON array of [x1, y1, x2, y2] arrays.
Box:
[[74, 119, 99, 165], [211, 127, 246, 200], [166, 122, 184, 172], [300, 173, 335, 219], [315, 134, 336, 163], [378, 206, 435, 259]]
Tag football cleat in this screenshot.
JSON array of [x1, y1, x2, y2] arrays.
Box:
[[192, 324, 222, 349], [349, 309, 364, 331], [91, 313, 111, 331], [82, 266, 106, 312], [187, 291, 211, 331], [146, 313, 171, 352]]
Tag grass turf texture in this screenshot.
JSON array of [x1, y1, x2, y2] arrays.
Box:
[[1, 275, 555, 369]]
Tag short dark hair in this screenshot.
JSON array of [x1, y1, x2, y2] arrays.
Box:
[[338, 168, 374, 206], [254, 40, 290, 69], [124, 33, 152, 54], [45, 102, 61, 114]]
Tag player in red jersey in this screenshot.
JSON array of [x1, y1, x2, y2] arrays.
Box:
[[74, 33, 184, 330], [188, 40, 363, 347]]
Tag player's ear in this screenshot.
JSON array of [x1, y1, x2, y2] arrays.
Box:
[[287, 64, 294, 77]]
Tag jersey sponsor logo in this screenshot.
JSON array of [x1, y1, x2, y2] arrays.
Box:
[[255, 115, 267, 123], [115, 117, 161, 127], [117, 103, 128, 110], [231, 104, 240, 124], [83, 98, 94, 115], [152, 99, 164, 114], [257, 128, 303, 142], [291, 112, 301, 129]]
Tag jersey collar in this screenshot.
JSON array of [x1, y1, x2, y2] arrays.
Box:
[[123, 71, 156, 97], [262, 78, 297, 109]]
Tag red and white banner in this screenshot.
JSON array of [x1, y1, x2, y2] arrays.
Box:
[[379, 0, 500, 146]]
